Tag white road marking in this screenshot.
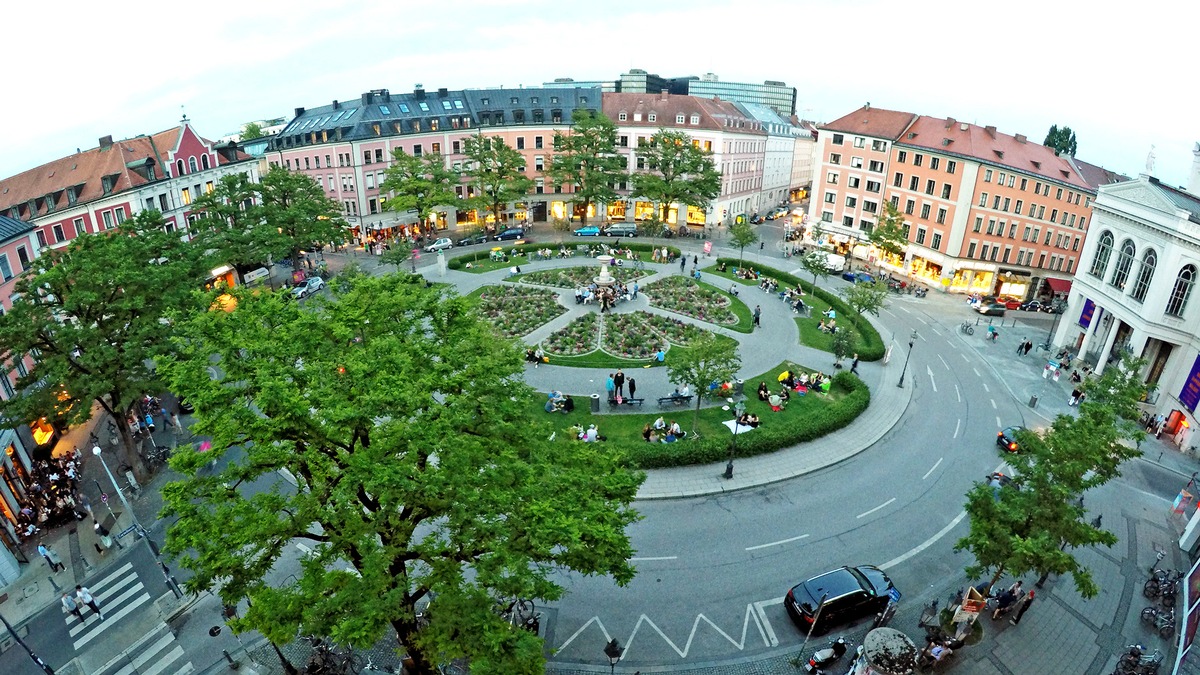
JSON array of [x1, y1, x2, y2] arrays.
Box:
[[754, 599, 782, 647], [955, 385, 961, 402], [881, 511, 968, 571], [972, 367, 981, 378], [914, 316, 927, 325], [631, 556, 679, 561], [953, 419, 961, 439], [857, 498, 897, 519], [929, 325, 943, 336], [745, 533, 810, 551], [559, 605, 772, 658], [961, 353, 969, 362], [898, 305, 911, 314], [927, 366, 937, 392], [990, 399, 997, 409], [982, 383, 990, 392], [922, 458, 944, 480], [937, 354, 949, 370], [996, 416, 1002, 427]]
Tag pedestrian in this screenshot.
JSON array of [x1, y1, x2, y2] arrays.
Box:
[[38, 543, 65, 572], [851, 353, 860, 375], [1069, 388, 1082, 406], [1010, 590, 1035, 625], [62, 592, 83, 620], [614, 369, 626, 397], [76, 585, 102, 620], [693, 255, 698, 267], [606, 374, 615, 399], [1016, 338, 1026, 356], [760, 241, 765, 250], [680, 257, 686, 274], [628, 377, 637, 400], [1024, 340, 1033, 355], [753, 305, 761, 327], [632, 281, 639, 299], [991, 587, 1018, 620]]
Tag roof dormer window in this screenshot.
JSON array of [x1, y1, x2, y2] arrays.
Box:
[[648, 113, 656, 122], [619, 111, 627, 121], [633, 113, 642, 122], [690, 115, 700, 124]]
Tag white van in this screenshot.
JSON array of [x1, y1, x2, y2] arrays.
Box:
[[824, 253, 847, 272]]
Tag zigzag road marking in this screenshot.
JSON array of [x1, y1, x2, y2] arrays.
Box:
[[556, 603, 771, 659]]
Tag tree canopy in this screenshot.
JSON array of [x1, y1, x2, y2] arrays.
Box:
[[256, 166, 348, 269], [631, 129, 721, 224], [955, 354, 1146, 597], [1044, 124, 1078, 157], [729, 222, 759, 264], [545, 111, 627, 227], [869, 201, 908, 259], [461, 134, 534, 232], [379, 150, 463, 232], [0, 213, 206, 478], [191, 172, 274, 274], [840, 280, 890, 316], [241, 122, 265, 140], [799, 249, 832, 288], [158, 274, 642, 675], [665, 331, 740, 433]]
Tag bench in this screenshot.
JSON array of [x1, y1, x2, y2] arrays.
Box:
[[608, 397, 646, 408], [657, 395, 694, 407]]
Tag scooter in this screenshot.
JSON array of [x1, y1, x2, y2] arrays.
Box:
[[803, 636, 848, 674]]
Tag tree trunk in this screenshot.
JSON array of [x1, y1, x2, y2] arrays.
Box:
[[392, 619, 434, 675], [114, 417, 149, 484], [580, 199, 589, 228], [691, 397, 701, 435]]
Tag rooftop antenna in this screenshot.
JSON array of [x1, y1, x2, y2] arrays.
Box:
[[180, 105, 189, 124]]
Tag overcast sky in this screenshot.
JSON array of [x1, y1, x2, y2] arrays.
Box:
[[4, 0, 1195, 188]]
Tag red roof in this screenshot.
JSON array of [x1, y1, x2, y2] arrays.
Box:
[[602, 92, 738, 133], [1045, 278, 1072, 294], [819, 105, 917, 140]]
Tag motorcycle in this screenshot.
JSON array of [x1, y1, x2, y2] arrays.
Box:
[[915, 287, 928, 298], [803, 636, 848, 674]]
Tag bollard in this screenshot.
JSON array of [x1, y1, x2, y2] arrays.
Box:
[[590, 393, 600, 413]]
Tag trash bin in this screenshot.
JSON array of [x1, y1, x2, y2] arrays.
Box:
[[734, 379, 745, 397], [590, 393, 600, 413], [1028, 395, 1038, 409]]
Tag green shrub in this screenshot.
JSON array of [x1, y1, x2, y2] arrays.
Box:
[[713, 258, 886, 361], [448, 242, 681, 271]]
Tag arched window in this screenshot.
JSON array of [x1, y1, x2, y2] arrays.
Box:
[[1166, 264, 1196, 317], [176, 159, 185, 176], [201, 154, 210, 170], [1109, 239, 1136, 290], [188, 157, 198, 173], [1089, 231, 1113, 278], [1131, 249, 1156, 303]]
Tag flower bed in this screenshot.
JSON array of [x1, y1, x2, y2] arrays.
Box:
[[644, 276, 737, 325], [519, 266, 650, 289], [475, 285, 565, 338], [601, 311, 706, 359], [541, 313, 600, 356]]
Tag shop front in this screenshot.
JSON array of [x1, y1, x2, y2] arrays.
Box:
[[607, 200, 628, 222], [0, 427, 39, 559], [995, 269, 1032, 300], [686, 205, 707, 226]]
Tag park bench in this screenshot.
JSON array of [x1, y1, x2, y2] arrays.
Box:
[[657, 394, 693, 407], [607, 397, 646, 408]]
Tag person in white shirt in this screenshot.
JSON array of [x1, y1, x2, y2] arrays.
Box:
[[653, 417, 667, 430]]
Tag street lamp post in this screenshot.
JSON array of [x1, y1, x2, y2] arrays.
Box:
[[897, 329, 918, 388], [92, 446, 155, 554], [723, 399, 746, 479], [0, 610, 54, 673], [603, 638, 623, 675]]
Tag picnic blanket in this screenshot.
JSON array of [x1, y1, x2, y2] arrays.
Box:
[[722, 420, 757, 435]]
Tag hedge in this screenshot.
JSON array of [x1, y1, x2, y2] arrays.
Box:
[[620, 371, 870, 469], [448, 242, 682, 271], [714, 258, 886, 361]]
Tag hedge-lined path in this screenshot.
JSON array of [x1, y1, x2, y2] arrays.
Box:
[[410, 250, 913, 499]]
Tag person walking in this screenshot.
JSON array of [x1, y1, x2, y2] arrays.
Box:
[[1016, 338, 1026, 356], [851, 354, 860, 375], [628, 377, 637, 400], [632, 281, 639, 299], [76, 585, 102, 620], [38, 543, 65, 572], [753, 305, 762, 328], [1010, 590, 1035, 625], [1023, 339, 1033, 355], [614, 370, 626, 397], [680, 257, 686, 274], [693, 255, 698, 267], [62, 592, 83, 620]]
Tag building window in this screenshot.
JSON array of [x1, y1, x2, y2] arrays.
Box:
[[848, 176, 861, 189], [1109, 239, 1137, 290], [516, 137, 525, 150], [1088, 231, 1113, 278], [925, 179, 935, 195], [897, 151, 907, 163], [826, 171, 838, 185], [916, 227, 926, 245], [872, 140, 886, 152], [930, 157, 940, 171], [979, 192, 988, 208], [869, 160, 884, 172], [181, 187, 192, 205], [1131, 250, 1156, 303], [936, 208, 947, 224], [947, 160, 956, 174], [932, 232, 942, 250], [832, 134, 844, 145], [824, 191, 836, 204], [647, 113, 656, 122], [675, 114, 685, 124], [102, 211, 114, 230], [821, 211, 833, 222], [913, 154, 923, 167], [941, 184, 951, 199], [843, 215, 855, 227], [851, 157, 863, 169], [973, 216, 982, 233], [845, 196, 857, 208], [853, 137, 865, 148], [830, 153, 841, 165], [690, 115, 700, 124], [618, 112, 627, 122], [52, 223, 65, 243], [0, 255, 11, 282], [905, 199, 915, 215], [188, 156, 198, 173], [866, 180, 881, 193], [1167, 265, 1196, 317], [893, 172, 904, 188], [863, 201, 877, 214], [920, 204, 931, 219], [967, 241, 977, 258], [16, 245, 29, 271]]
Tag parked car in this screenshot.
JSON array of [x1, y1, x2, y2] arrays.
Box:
[[842, 271, 875, 284], [291, 276, 326, 299], [785, 565, 898, 635], [457, 232, 489, 246], [574, 226, 602, 236], [1002, 298, 1023, 310], [996, 425, 1025, 453], [977, 302, 1007, 316], [494, 228, 526, 241], [424, 237, 454, 253], [604, 223, 638, 237]]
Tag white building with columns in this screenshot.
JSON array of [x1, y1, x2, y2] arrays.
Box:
[[1053, 172, 1200, 447]]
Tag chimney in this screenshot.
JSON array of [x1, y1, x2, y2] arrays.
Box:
[[437, 87, 448, 97], [332, 100, 340, 109], [295, 107, 306, 117], [960, 123, 968, 131], [1015, 134, 1027, 144], [985, 125, 997, 138], [98, 135, 114, 150], [361, 92, 374, 105], [660, 89, 668, 101], [414, 84, 426, 99], [864, 102, 871, 110], [945, 117, 956, 129]]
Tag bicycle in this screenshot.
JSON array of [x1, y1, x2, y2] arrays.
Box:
[[632, 259, 646, 271], [959, 321, 975, 335], [1141, 605, 1176, 638], [495, 597, 537, 629]]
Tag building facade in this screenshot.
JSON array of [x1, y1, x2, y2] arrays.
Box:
[[812, 105, 1124, 298], [734, 102, 795, 212], [548, 69, 797, 117], [1053, 176, 1200, 446], [790, 120, 818, 200]]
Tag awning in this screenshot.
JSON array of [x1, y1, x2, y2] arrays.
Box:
[[1045, 278, 1072, 294]]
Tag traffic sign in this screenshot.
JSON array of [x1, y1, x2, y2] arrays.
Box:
[[100, 493, 108, 504], [117, 525, 137, 539]]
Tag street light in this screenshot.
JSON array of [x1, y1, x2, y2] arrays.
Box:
[[0, 610, 54, 673], [603, 638, 623, 675], [897, 329, 918, 388], [723, 398, 746, 479], [91, 446, 161, 560]]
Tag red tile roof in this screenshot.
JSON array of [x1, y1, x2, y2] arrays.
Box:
[[602, 92, 740, 133], [692, 97, 767, 136], [819, 105, 917, 140], [1068, 157, 1128, 190]]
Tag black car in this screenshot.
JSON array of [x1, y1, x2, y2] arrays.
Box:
[[996, 425, 1025, 453], [494, 228, 525, 241], [457, 232, 489, 246], [785, 565, 897, 635]]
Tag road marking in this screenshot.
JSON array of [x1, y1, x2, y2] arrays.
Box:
[[745, 533, 810, 551], [990, 399, 997, 409], [914, 316, 927, 325], [960, 353, 969, 362], [996, 416, 1002, 427], [754, 599, 782, 647], [631, 556, 679, 561], [982, 383, 990, 392], [558, 605, 772, 658], [881, 511, 968, 571], [857, 498, 896, 519], [953, 419, 961, 439], [898, 305, 911, 314], [927, 366, 937, 392], [937, 354, 949, 370], [972, 367, 981, 378], [955, 385, 961, 403], [922, 458, 943, 480]]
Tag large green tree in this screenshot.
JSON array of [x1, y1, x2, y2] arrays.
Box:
[[379, 150, 463, 235], [799, 249, 832, 288], [158, 274, 642, 675], [631, 129, 721, 225], [241, 122, 265, 141], [729, 222, 759, 265], [191, 172, 274, 275], [544, 111, 627, 227], [1044, 124, 1078, 157], [955, 354, 1146, 596], [840, 280, 890, 316], [461, 134, 534, 233], [869, 201, 908, 259], [665, 331, 740, 434], [0, 213, 206, 480], [257, 165, 348, 270]]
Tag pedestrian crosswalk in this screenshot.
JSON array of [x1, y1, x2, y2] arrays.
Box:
[[62, 561, 152, 650], [92, 622, 194, 675]]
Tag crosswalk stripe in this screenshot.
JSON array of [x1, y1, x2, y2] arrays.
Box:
[[72, 592, 151, 649], [140, 646, 186, 675], [69, 581, 146, 638], [112, 631, 175, 675], [173, 663, 195, 675], [60, 563, 135, 613]]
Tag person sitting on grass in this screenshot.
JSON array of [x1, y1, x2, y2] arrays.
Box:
[[642, 423, 653, 442], [648, 429, 660, 443], [768, 393, 784, 412], [737, 412, 760, 428], [653, 416, 667, 430], [779, 387, 791, 404], [669, 420, 684, 438], [662, 429, 677, 443], [728, 284, 740, 297], [757, 381, 770, 401]]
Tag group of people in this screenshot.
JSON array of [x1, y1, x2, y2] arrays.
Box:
[[778, 369, 832, 394], [544, 391, 575, 413], [569, 423, 605, 443], [732, 267, 761, 281], [817, 307, 839, 334], [736, 412, 761, 428], [574, 281, 637, 311], [649, 247, 678, 264], [605, 371, 636, 401], [757, 381, 795, 412], [525, 347, 547, 367], [645, 418, 686, 443], [15, 448, 88, 541]]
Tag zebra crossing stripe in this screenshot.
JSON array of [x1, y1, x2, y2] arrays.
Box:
[[112, 631, 174, 675], [69, 577, 145, 638], [72, 592, 151, 649]]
